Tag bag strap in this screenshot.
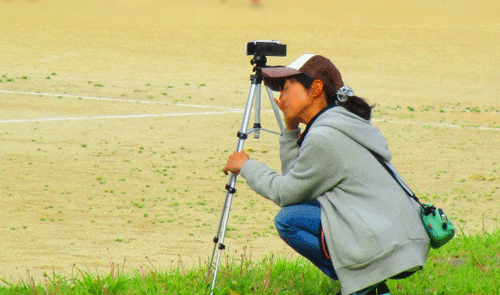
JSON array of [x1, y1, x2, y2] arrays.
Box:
[[367, 150, 421, 205]]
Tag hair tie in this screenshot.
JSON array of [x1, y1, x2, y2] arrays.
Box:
[[336, 85, 354, 103]]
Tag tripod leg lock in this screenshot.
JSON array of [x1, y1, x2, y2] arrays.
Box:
[[237, 131, 248, 140], [218, 243, 226, 250], [225, 184, 237, 194]]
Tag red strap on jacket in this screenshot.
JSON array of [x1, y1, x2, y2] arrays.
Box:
[[320, 228, 331, 260]]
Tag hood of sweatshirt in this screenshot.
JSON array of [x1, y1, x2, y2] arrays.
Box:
[[311, 106, 392, 162]]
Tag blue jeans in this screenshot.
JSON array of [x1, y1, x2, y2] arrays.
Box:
[[274, 199, 338, 280]]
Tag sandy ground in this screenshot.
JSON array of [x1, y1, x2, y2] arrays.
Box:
[[1, 0, 499, 283]]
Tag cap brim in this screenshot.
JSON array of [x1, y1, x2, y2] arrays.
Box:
[[262, 67, 301, 91]]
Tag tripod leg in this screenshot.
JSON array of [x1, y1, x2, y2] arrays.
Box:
[[209, 192, 230, 268], [265, 86, 285, 132], [209, 81, 259, 294], [253, 83, 262, 139], [209, 175, 237, 294]]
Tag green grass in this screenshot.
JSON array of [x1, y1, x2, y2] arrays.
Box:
[[0, 229, 498, 294]]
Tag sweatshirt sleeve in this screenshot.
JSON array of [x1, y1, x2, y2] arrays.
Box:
[[240, 132, 344, 207], [279, 128, 301, 174]]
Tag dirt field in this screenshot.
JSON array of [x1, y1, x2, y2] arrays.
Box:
[[1, 0, 499, 283]]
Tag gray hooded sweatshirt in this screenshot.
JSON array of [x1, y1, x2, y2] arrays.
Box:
[[240, 106, 430, 294]]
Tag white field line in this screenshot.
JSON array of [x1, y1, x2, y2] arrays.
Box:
[[1, 88, 499, 131], [0, 89, 242, 111], [0, 111, 243, 123], [38, 53, 72, 62], [372, 119, 499, 131]]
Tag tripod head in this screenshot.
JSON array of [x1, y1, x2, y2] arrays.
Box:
[[250, 55, 267, 82], [251, 54, 267, 69]]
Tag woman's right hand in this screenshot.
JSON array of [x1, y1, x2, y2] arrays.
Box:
[[223, 150, 250, 176]]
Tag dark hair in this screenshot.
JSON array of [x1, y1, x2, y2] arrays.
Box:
[[289, 74, 374, 120], [325, 93, 373, 121]]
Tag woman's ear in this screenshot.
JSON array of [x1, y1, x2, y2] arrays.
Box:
[[309, 79, 324, 98]]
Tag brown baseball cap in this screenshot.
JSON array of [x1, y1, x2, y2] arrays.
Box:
[[262, 54, 344, 98]]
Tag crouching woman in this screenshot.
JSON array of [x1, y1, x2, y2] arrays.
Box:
[[223, 54, 430, 295]]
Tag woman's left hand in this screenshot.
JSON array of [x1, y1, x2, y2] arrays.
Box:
[[223, 151, 250, 175]]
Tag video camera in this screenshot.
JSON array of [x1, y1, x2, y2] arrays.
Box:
[[246, 40, 286, 57]]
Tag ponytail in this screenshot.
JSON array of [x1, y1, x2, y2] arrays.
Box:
[[326, 93, 373, 121]]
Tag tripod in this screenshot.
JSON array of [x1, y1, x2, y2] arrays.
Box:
[[209, 55, 285, 294]]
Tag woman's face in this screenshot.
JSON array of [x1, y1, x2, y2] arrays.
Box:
[[278, 79, 311, 123]]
